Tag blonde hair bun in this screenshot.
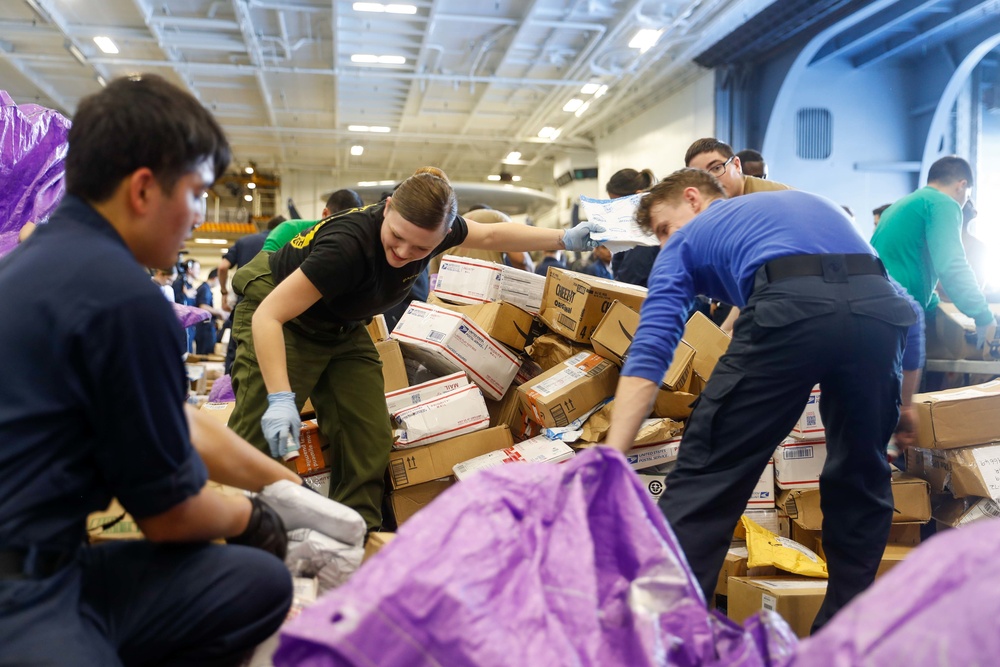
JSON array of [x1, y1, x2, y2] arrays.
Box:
[[413, 166, 450, 183]]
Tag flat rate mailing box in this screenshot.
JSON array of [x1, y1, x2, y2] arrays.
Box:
[[773, 439, 827, 490], [539, 268, 647, 343], [452, 435, 575, 480], [913, 380, 1000, 449], [385, 371, 469, 415], [788, 386, 824, 439], [517, 352, 619, 428], [391, 302, 520, 400], [748, 459, 776, 509], [387, 425, 513, 490], [433, 255, 546, 314], [727, 577, 828, 638], [392, 384, 491, 449], [426, 300, 535, 352], [590, 299, 695, 390]]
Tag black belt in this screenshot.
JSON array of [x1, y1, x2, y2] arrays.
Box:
[[764, 254, 885, 283], [0, 547, 76, 580]]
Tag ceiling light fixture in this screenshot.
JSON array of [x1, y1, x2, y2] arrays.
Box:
[[246, 182, 256, 189], [378, 180, 396, 186], [505, 151, 521, 162], [351, 145, 364, 156], [368, 126, 391, 133], [512, 175, 522, 182], [487, 175, 501, 181], [93, 36, 119, 54], [64, 40, 87, 67], [537, 127, 556, 139], [562, 98, 584, 113], [351, 54, 406, 65], [358, 181, 378, 186], [244, 194, 253, 201], [594, 85, 608, 98], [580, 83, 601, 95], [195, 238, 229, 245], [245, 165, 254, 174], [629, 28, 663, 54], [574, 101, 591, 118], [353, 2, 417, 13]]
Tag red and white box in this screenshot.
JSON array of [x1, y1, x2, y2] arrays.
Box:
[[773, 438, 827, 490], [452, 434, 575, 480], [392, 384, 490, 450], [385, 371, 468, 415], [789, 386, 824, 439], [747, 458, 776, 508]]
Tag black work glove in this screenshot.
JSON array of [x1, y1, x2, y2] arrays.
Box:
[[226, 496, 288, 560]]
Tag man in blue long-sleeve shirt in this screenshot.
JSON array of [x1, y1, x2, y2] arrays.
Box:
[[605, 169, 921, 632]]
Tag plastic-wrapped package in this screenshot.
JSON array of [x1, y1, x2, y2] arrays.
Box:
[[259, 480, 365, 547], [273, 447, 797, 667], [207, 374, 235, 403], [285, 529, 364, 593], [173, 302, 211, 328], [787, 518, 1000, 666], [0, 91, 70, 258]]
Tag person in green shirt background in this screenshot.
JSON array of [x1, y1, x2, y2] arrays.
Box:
[[871, 156, 996, 347], [263, 188, 363, 252]]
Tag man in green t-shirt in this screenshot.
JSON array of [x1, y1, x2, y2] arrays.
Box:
[[871, 156, 994, 343]]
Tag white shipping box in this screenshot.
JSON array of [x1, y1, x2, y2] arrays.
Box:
[[789, 386, 824, 439], [385, 371, 468, 415], [392, 384, 490, 449], [391, 302, 520, 400], [623, 437, 682, 470], [748, 459, 776, 509], [636, 473, 667, 501], [499, 264, 546, 315], [432, 255, 546, 314], [452, 434, 575, 480], [774, 439, 827, 490]]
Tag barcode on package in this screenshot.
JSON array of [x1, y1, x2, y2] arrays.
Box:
[[982, 500, 1000, 518], [550, 405, 569, 427], [805, 415, 818, 426], [783, 446, 814, 460], [390, 459, 408, 487], [761, 594, 777, 612], [427, 330, 446, 342], [558, 314, 576, 330]]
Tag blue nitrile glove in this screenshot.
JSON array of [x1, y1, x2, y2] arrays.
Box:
[[562, 220, 607, 252], [261, 392, 301, 459]]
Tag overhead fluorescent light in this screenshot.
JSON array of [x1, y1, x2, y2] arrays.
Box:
[[245, 166, 254, 174], [550, 128, 561, 140], [505, 151, 521, 162], [244, 194, 253, 201], [246, 182, 256, 189], [195, 238, 229, 245], [351, 54, 406, 65], [629, 28, 663, 54], [202, 192, 209, 198], [594, 85, 608, 98], [348, 125, 369, 132], [574, 101, 591, 118], [378, 180, 396, 185], [351, 145, 364, 156], [93, 36, 119, 54], [64, 41, 87, 67], [353, 2, 417, 13], [562, 98, 584, 113], [580, 83, 601, 95], [537, 127, 556, 139], [487, 175, 501, 181], [368, 126, 391, 133], [348, 124, 390, 133], [512, 175, 522, 182], [358, 181, 379, 186], [96, 75, 107, 88]]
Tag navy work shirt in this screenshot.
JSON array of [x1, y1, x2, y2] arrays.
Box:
[[0, 196, 207, 550], [223, 231, 268, 271]]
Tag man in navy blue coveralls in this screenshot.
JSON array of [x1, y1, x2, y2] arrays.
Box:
[[605, 169, 923, 632], [0, 74, 301, 666]]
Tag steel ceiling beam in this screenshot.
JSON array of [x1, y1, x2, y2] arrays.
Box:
[[20, 0, 112, 97], [129, 0, 204, 101], [0, 47, 75, 113]]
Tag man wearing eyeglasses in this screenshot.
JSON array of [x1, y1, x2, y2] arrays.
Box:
[[685, 138, 790, 198]]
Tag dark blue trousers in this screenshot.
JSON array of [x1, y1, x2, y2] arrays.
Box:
[[0, 541, 292, 666], [658, 264, 914, 633]]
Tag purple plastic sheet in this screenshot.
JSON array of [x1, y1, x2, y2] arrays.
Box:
[[0, 91, 70, 258], [788, 517, 1000, 666], [173, 302, 211, 328], [274, 447, 797, 667], [207, 374, 235, 403]]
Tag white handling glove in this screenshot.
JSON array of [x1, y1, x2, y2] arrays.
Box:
[[258, 479, 366, 547]]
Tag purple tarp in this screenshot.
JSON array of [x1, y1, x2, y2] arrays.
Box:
[[273, 447, 797, 667], [0, 91, 69, 258], [207, 374, 235, 403]]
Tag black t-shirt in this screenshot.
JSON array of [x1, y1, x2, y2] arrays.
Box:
[[269, 201, 468, 326]]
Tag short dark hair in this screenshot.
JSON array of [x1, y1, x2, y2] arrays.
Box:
[[872, 203, 891, 217], [66, 74, 230, 202], [684, 138, 735, 167], [927, 156, 973, 186], [266, 215, 287, 230], [207, 268, 218, 279], [325, 189, 363, 214], [736, 149, 764, 163], [606, 168, 656, 198], [635, 168, 727, 232]]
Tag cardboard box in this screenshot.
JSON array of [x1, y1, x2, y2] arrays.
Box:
[[366, 314, 390, 342], [433, 255, 546, 314], [773, 439, 827, 490], [452, 435, 575, 480], [778, 471, 931, 530], [590, 299, 695, 390], [623, 437, 682, 470], [295, 419, 330, 475], [87, 499, 143, 542], [392, 384, 490, 449], [913, 380, 1000, 450], [906, 447, 951, 493], [487, 387, 541, 442], [301, 469, 331, 496], [748, 459, 776, 509], [933, 496, 1000, 528], [200, 400, 236, 424], [539, 268, 647, 343], [927, 302, 981, 360], [636, 473, 667, 501], [887, 522, 922, 546], [429, 300, 535, 351], [362, 532, 397, 563], [526, 333, 592, 371], [727, 577, 828, 638], [652, 389, 696, 420], [788, 386, 824, 439], [385, 371, 468, 415], [375, 339, 408, 392], [683, 311, 731, 381], [391, 302, 520, 400], [518, 352, 619, 428], [716, 547, 778, 597], [390, 478, 455, 526], [387, 425, 513, 490], [876, 543, 913, 579], [937, 442, 1000, 500]]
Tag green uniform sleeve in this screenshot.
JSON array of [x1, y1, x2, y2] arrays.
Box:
[[263, 219, 317, 252], [926, 197, 993, 325]]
